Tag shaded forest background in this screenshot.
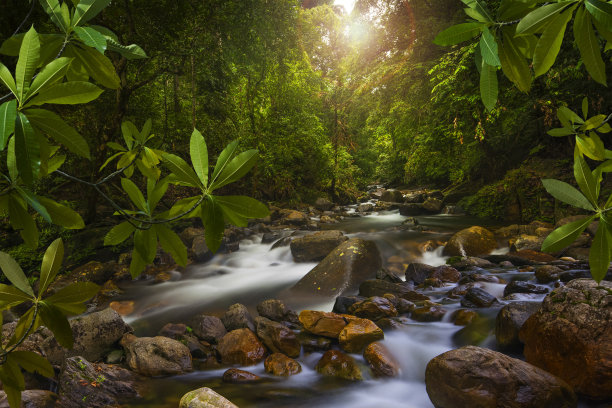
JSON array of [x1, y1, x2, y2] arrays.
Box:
[[1, 0, 611, 217]]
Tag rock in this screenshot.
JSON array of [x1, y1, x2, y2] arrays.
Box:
[[443, 226, 497, 257], [380, 189, 404, 203], [282, 210, 309, 226], [314, 197, 334, 211], [222, 303, 255, 332], [483, 254, 535, 266], [449, 257, 495, 270], [50, 261, 116, 292], [109, 300, 134, 316], [348, 296, 398, 320], [190, 315, 227, 344], [535, 265, 563, 283], [315, 350, 363, 381], [358, 202, 374, 213], [217, 329, 266, 366], [332, 296, 366, 314], [495, 301, 541, 350], [520, 279, 612, 399], [363, 342, 400, 378], [222, 368, 261, 383], [271, 237, 292, 249], [377, 316, 411, 331], [42, 308, 131, 365], [179, 387, 238, 408], [158, 323, 188, 339], [426, 346, 576, 408], [320, 215, 336, 224], [256, 299, 298, 324], [405, 263, 435, 284], [560, 269, 612, 282], [404, 192, 424, 203], [510, 234, 545, 252], [461, 287, 497, 308], [297, 332, 332, 353], [453, 309, 479, 326], [0, 390, 57, 408], [57, 356, 139, 408], [338, 318, 384, 353], [411, 305, 447, 322], [432, 266, 461, 283], [192, 236, 213, 263], [398, 203, 427, 216], [180, 227, 204, 247], [290, 238, 382, 297], [422, 198, 443, 213], [359, 279, 429, 302], [459, 271, 504, 284], [289, 230, 348, 262], [264, 353, 302, 376], [503, 280, 549, 297], [512, 249, 556, 263], [298, 310, 347, 338], [121, 335, 192, 376], [255, 317, 300, 358]]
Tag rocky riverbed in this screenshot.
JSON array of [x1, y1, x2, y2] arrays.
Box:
[[1, 187, 611, 408]]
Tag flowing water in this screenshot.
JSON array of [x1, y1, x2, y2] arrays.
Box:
[[117, 208, 599, 408]]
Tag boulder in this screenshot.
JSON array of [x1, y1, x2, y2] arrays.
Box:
[[425, 346, 577, 408], [121, 334, 192, 376], [404, 192, 425, 203], [281, 210, 309, 226], [363, 342, 400, 378], [449, 257, 495, 270], [495, 301, 541, 350], [290, 230, 348, 262], [0, 390, 57, 408], [298, 310, 347, 338], [191, 315, 227, 344], [314, 197, 334, 211], [359, 279, 429, 302], [332, 296, 366, 314], [431, 266, 461, 283], [222, 368, 261, 383], [255, 316, 300, 358], [520, 279, 612, 399], [180, 227, 204, 247], [358, 203, 374, 213], [264, 353, 302, 376], [380, 189, 404, 203], [535, 265, 563, 283], [348, 296, 398, 320], [256, 299, 299, 324], [452, 309, 479, 326], [192, 236, 213, 263], [315, 350, 363, 381], [179, 388, 238, 408], [503, 280, 549, 297], [297, 332, 332, 353], [222, 303, 255, 332], [405, 263, 435, 284], [290, 238, 382, 297], [42, 308, 131, 365], [338, 318, 384, 353], [57, 356, 139, 408], [460, 287, 497, 308], [217, 329, 266, 366], [411, 305, 447, 322], [422, 198, 443, 213], [398, 203, 427, 216], [443, 226, 497, 257]]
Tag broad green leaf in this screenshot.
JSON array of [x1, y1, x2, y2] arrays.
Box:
[[147, 177, 168, 211], [2, 356, 25, 390], [0, 100, 16, 150], [0, 375, 22, 408], [211, 140, 239, 184], [162, 153, 202, 188], [547, 127, 575, 137], [129, 248, 147, 278], [542, 214, 597, 252], [11, 351, 54, 378], [121, 121, 134, 149], [596, 159, 612, 173], [26, 57, 72, 101], [0, 252, 34, 297], [99, 152, 122, 171], [27, 81, 103, 106], [574, 151, 599, 206], [592, 14, 612, 44], [39, 238, 64, 295], [480, 28, 501, 67], [155, 224, 187, 266], [541, 179, 595, 211], [589, 222, 610, 282], [514, 34, 538, 58], [74, 26, 107, 54], [8, 195, 38, 248], [89, 25, 118, 41], [0, 63, 18, 96], [582, 97, 589, 119], [190, 128, 209, 187], [72, 0, 112, 26], [209, 150, 258, 191], [499, 30, 532, 92], [533, 6, 575, 77], [464, 7, 489, 22], [585, 0, 612, 27], [106, 37, 148, 59], [39, 301, 73, 348], [576, 134, 605, 160], [461, 0, 494, 22], [140, 118, 152, 141], [134, 227, 157, 264], [474, 44, 482, 74], [8, 306, 41, 346], [516, 1, 574, 35], [39, 0, 70, 32], [201, 195, 225, 253], [45, 281, 99, 306], [73, 45, 120, 89], [121, 178, 147, 212], [38, 197, 85, 229], [104, 221, 136, 245], [598, 123, 612, 134], [558, 106, 584, 125], [16, 27, 40, 102], [15, 186, 52, 222], [168, 196, 200, 218], [136, 158, 160, 180], [433, 23, 483, 46], [0, 284, 32, 310], [480, 61, 498, 111], [215, 196, 270, 220], [14, 112, 39, 185], [582, 114, 606, 130], [498, 0, 536, 21], [574, 7, 607, 86], [107, 141, 126, 151], [26, 108, 91, 158]]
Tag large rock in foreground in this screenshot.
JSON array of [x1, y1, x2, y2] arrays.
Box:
[[290, 238, 382, 297], [425, 346, 576, 408], [121, 334, 192, 376], [179, 387, 238, 408], [520, 279, 612, 399], [290, 230, 348, 262], [443, 226, 497, 257]]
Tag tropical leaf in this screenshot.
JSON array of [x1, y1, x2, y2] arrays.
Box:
[[26, 81, 103, 106], [0, 252, 34, 297], [8, 195, 39, 248], [37, 197, 84, 229], [480, 61, 498, 111], [72, 0, 112, 27], [15, 27, 40, 102], [25, 108, 91, 158], [209, 150, 258, 191], [433, 23, 483, 46], [574, 152, 600, 206], [162, 153, 202, 188], [479, 27, 501, 66], [10, 351, 54, 378], [73, 45, 120, 89], [39, 238, 64, 295], [215, 195, 270, 219], [104, 221, 136, 245], [589, 222, 610, 282], [201, 195, 225, 253], [541, 214, 597, 252], [190, 128, 209, 187], [14, 112, 39, 185], [39, 301, 73, 348], [25, 57, 72, 101], [541, 179, 595, 211], [15, 186, 51, 222], [547, 127, 575, 137], [39, 0, 70, 32], [532, 6, 575, 77], [74, 26, 107, 54], [155, 224, 187, 266], [516, 1, 574, 35], [0, 63, 17, 96], [576, 133, 605, 161], [499, 30, 532, 92], [585, 0, 612, 27], [45, 281, 99, 307], [121, 178, 147, 212], [0, 100, 16, 150], [0, 284, 32, 310], [134, 227, 157, 264], [211, 140, 239, 183], [574, 7, 607, 86]]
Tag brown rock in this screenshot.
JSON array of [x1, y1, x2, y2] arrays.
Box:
[[298, 310, 347, 338], [217, 329, 266, 366], [348, 296, 398, 320], [535, 265, 563, 283], [338, 318, 384, 353], [0, 390, 57, 408], [315, 350, 363, 381], [110, 300, 135, 316], [453, 309, 478, 326], [264, 353, 302, 376], [443, 226, 497, 257], [431, 265, 461, 283], [222, 368, 261, 383], [122, 335, 192, 376], [255, 316, 300, 358], [363, 342, 400, 377], [411, 305, 447, 322], [290, 230, 348, 262]]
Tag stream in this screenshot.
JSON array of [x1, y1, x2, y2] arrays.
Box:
[[115, 206, 578, 408]]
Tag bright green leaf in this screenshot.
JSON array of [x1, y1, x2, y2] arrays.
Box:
[[39, 238, 64, 295], [0, 100, 16, 150], [574, 151, 600, 206], [26, 108, 91, 159], [74, 26, 107, 54], [155, 224, 187, 266], [38, 197, 85, 229], [72, 0, 112, 27], [27, 81, 103, 106], [201, 195, 225, 253], [533, 6, 575, 77], [433, 23, 483, 46], [589, 222, 610, 282], [39, 301, 73, 348], [541, 179, 595, 211], [0, 284, 33, 310], [542, 214, 597, 252], [190, 128, 209, 187], [0, 252, 34, 297], [45, 281, 99, 307], [574, 6, 607, 86], [480, 61, 498, 111], [162, 153, 202, 188], [26, 57, 73, 101], [0, 63, 17, 96], [14, 112, 39, 185], [121, 178, 147, 212], [15, 27, 40, 102], [104, 221, 136, 245], [516, 1, 574, 35]]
